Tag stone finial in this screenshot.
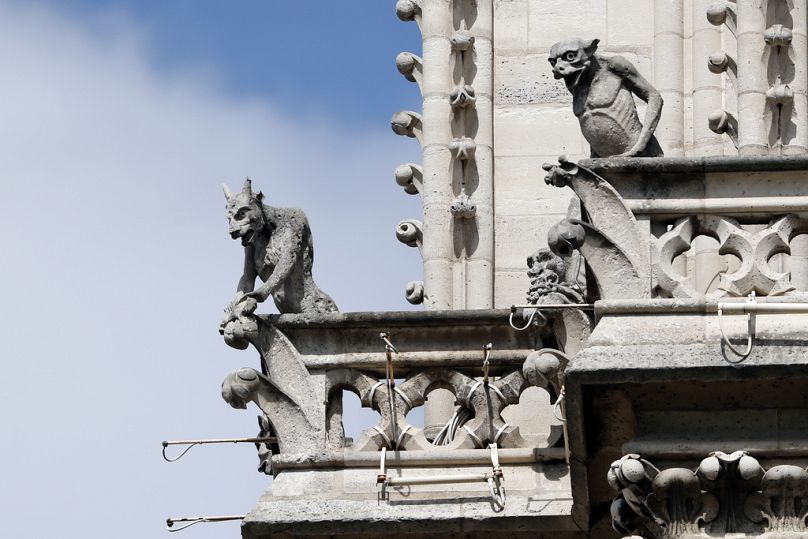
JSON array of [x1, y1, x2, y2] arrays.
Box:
[[548, 38, 664, 157]]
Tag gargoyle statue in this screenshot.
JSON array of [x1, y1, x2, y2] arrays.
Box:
[[549, 37, 664, 157], [219, 178, 338, 332]]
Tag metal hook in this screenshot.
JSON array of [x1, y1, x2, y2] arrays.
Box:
[[482, 343, 493, 383], [552, 386, 566, 422], [718, 292, 756, 363], [162, 441, 200, 462], [162, 437, 278, 462], [166, 515, 244, 532]]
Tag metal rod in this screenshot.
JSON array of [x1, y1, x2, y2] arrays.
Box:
[[272, 447, 565, 470], [162, 437, 277, 462], [163, 437, 277, 446], [166, 515, 244, 532], [386, 473, 491, 486], [510, 304, 595, 311], [717, 302, 808, 315]]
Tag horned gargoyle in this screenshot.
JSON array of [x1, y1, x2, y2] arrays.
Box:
[[548, 37, 663, 157], [219, 178, 338, 349]]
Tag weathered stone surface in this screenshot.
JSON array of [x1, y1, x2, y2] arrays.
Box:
[[219, 178, 338, 349], [548, 38, 663, 157]]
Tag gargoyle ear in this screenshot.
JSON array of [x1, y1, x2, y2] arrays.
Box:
[[223, 183, 233, 200], [583, 38, 600, 55], [255, 191, 264, 202]]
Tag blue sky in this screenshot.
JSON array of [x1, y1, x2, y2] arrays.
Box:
[[45, 0, 423, 128], [0, 1, 424, 537]]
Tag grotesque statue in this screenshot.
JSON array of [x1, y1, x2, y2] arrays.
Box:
[[548, 38, 664, 157], [220, 178, 338, 329]]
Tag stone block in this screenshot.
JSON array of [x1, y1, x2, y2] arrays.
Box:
[[494, 106, 585, 157], [494, 213, 566, 271], [494, 270, 530, 308], [494, 0, 529, 51], [495, 156, 575, 216], [528, 0, 607, 49], [607, 0, 653, 47], [495, 53, 572, 106]]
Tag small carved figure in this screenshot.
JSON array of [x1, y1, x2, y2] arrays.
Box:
[[548, 38, 664, 157], [220, 178, 338, 329]]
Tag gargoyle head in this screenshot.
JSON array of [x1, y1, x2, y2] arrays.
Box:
[[548, 38, 599, 90], [223, 177, 266, 247]]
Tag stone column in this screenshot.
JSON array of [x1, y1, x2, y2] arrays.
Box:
[[654, 0, 685, 156], [693, 0, 726, 156], [464, 0, 494, 309], [420, 0, 455, 310], [788, 0, 808, 154], [736, 0, 769, 155]]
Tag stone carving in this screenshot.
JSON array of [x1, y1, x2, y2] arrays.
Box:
[[696, 451, 762, 534], [656, 214, 802, 298], [526, 248, 584, 307], [222, 367, 322, 456], [450, 194, 476, 219], [390, 110, 423, 143], [396, 219, 423, 251], [543, 158, 664, 300], [219, 179, 338, 347], [745, 465, 808, 533], [609, 451, 808, 537], [395, 51, 423, 86], [404, 280, 424, 305], [394, 163, 423, 196], [548, 38, 664, 157]]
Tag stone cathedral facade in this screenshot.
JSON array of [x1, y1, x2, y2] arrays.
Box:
[[201, 1, 808, 537]]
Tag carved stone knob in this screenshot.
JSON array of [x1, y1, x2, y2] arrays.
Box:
[[450, 31, 475, 52], [766, 82, 794, 105], [764, 24, 793, 47], [450, 194, 476, 219], [548, 220, 585, 257], [395, 0, 420, 22], [390, 111, 422, 138], [450, 84, 476, 109], [449, 137, 476, 160], [405, 281, 424, 304], [394, 163, 421, 195], [708, 110, 729, 133], [706, 2, 729, 26], [707, 51, 729, 74], [396, 219, 423, 248], [396, 52, 421, 82]]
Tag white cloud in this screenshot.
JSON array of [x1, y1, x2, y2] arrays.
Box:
[[0, 2, 422, 537]]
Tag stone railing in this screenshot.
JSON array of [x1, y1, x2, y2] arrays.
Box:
[[219, 309, 572, 472]]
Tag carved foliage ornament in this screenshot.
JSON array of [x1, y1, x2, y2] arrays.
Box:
[[609, 451, 808, 537]]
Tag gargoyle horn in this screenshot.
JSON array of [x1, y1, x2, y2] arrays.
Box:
[[242, 177, 253, 194], [222, 183, 234, 200]]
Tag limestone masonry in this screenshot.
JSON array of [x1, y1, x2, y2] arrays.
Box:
[[195, 1, 808, 537]]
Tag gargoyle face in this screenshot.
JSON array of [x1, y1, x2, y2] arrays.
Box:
[[223, 178, 265, 247], [548, 38, 600, 88]]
